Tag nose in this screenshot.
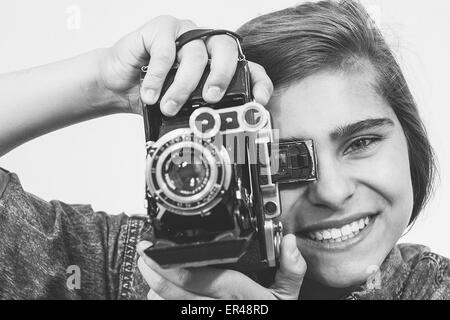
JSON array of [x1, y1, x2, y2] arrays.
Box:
[[306, 156, 355, 210]]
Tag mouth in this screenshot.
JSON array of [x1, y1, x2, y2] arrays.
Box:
[[295, 213, 379, 249]]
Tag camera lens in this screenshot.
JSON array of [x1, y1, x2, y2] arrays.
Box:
[[164, 149, 210, 197], [146, 128, 232, 215]]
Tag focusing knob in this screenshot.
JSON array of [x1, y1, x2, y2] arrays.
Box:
[[273, 220, 283, 260]]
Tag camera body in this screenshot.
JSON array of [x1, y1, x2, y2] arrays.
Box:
[[140, 30, 317, 271], [141, 59, 283, 271]]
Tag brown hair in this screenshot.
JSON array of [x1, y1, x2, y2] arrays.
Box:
[[237, 0, 435, 224]]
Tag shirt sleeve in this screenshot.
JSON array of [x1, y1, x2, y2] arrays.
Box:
[[0, 168, 131, 299]]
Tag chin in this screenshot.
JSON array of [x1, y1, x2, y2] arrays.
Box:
[[305, 259, 374, 288]]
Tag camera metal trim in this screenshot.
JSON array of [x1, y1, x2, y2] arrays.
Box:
[[145, 127, 232, 216]]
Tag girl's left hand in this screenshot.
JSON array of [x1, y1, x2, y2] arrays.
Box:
[[136, 234, 306, 300]]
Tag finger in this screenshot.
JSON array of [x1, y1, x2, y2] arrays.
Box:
[[248, 61, 273, 106], [140, 18, 178, 105], [147, 289, 164, 300], [159, 35, 208, 116], [137, 241, 271, 299], [138, 257, 213, 300], [202, 35, 239, 103], [269, 234, 307, 300]]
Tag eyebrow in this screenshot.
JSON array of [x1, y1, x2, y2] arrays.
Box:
[[279, 118, 395, 143], [330, 118, 395, 140]]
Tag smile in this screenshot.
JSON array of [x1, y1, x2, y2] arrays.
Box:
[[306, 216, 371, 243]]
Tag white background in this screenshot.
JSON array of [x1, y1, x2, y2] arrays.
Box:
[[0, 0, 449, 257]]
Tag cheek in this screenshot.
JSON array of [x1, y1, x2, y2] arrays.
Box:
[[277, 132, 414, 234], [354, 132, 414, 231]]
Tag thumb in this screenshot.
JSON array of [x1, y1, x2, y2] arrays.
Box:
[[269, 234, 307, 300]]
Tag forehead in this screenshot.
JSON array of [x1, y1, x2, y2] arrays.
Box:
[[268, 69, 396, 139]]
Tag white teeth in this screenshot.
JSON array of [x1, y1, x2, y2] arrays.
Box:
[[341, 225, 352, 236], [323, 230, 332, 240], [351, 221, 359, 232], [315, 231, 324, 241], [304, 216, 372, 243], [358, 219, 365, 229], [331, 228, 342, 239]]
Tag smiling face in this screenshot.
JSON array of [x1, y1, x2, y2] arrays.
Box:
[[268, 67, 414, 288]]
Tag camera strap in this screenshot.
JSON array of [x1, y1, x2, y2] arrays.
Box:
[[175, 29, 246, 61], [140, 29, 246, 82]]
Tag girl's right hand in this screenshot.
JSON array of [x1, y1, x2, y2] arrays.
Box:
[[137, 234, 307, 300], [98, 15, 274, 115]]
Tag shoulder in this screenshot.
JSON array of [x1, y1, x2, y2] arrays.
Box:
[[0, 167, 146, 299], [0, 167, 130, 230], [397, 243, 450, 300]]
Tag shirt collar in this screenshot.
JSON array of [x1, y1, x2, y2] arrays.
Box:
[[344, 245, 412, 300]]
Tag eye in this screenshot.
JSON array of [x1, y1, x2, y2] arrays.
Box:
[[343, 136, 381, 155]]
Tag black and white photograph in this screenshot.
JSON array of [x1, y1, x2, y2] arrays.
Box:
[[0, 0, 449, 302]]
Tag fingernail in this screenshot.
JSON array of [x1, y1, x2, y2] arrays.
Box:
[[162, 100, 179, 116], [143, 89, 158, 105], [206, 86, 223, 101], [137, 241, 153, 254]]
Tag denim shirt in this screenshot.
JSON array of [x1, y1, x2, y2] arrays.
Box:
[[1, 168, 449, 300]]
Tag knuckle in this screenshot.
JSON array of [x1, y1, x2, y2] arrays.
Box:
[[252, 62, 266, 73], [144, 71, 166, 86], [212, 34, 238, 49], [189, 49, 208, 66], [223, 35, 238, 49], [153, 50, 175, 66], [206, 34, 238, 58], [208, 69, 233, 87], [180, 43, 208, 65], [169, 84, 192, 100]]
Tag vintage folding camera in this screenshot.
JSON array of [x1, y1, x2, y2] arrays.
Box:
[[140, 31, 317, 271]]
